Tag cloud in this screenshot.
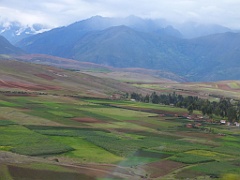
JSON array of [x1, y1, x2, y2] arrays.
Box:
[[0, 0, 240, 29]]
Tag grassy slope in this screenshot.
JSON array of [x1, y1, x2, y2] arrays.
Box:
[[83, 71, 175, 83], [14, 54, 186, 82], [69, 63, 240, 100], [133, 81, 240, 100], [0, 59, 148, 97]]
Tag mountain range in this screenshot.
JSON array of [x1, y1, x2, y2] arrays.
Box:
[[1, 16, 233, 43], [1, 16, 240, 82]]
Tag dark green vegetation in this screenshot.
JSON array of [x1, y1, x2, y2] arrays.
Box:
[[131, 92, 240, 122], [16, 16, 240, 81], [0, 93, 240, 179]]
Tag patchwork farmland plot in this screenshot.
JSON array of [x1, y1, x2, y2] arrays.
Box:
[[0, 94, 240, 179]]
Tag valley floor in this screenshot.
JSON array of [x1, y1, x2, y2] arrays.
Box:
[[0, 93, 240, 180]]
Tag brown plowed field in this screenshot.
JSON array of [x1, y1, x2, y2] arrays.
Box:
[[0, 80, 60, 91], [71, 164, 134, 176], [177, 131, 221, 140], [34, 74, 55, 80], [142, 160, 184, 178], [7, 165, 95, 180]]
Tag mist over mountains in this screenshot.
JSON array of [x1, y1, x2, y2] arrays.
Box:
[[1, 16, 234, 43], [0, 21, 50, 44], [1, 16, 240, 82]]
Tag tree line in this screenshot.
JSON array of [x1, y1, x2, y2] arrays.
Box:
[[130, 92, 240, 122]]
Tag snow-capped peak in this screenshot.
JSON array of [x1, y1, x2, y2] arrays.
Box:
[[0, 21, 50, 44]]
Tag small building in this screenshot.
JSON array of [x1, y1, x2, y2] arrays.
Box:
[[220, 120, 226, 125], [195, 123, 202, 127], [234, 122, 240, 127], [186, 123, 193, 128], [111, 94, 122, 100]]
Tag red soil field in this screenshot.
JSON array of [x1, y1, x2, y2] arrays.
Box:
[[0, 80, 60, 91], [71, 117, 104, 123], [217, 84, 231, 90]]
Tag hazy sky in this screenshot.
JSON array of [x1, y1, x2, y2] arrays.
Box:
[[0, 0, 240, 28]]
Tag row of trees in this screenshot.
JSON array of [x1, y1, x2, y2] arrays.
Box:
[[130, 92, 240, 122]]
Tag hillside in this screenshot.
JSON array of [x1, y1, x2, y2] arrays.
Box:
[[14, 54, 112, 72], [0, 36, 23, 55], [11, 54, 185, 82], [72, 26, 192, 71], [0, 59, 148, 98], [184, 32, 240, 81]]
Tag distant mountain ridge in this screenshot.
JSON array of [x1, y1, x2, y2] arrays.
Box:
[[15, 16, 240, 81], [175, 22, 232, 39], [0, 35, 23, 55], [184, 32, 240, 81], [1, 16, 234, 44]]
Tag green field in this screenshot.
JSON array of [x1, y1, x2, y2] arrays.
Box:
[[50, 136, 123, 163], [0, 125, 73, 156], [0, 94, 240, 179]]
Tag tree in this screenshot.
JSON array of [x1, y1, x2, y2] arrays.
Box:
[[150, 92, 159, 104], [129, 92, 239, 122], [144, 94, 150, 103], [227, 107, 237, 123], [187, 104, 194, 115], [130, 92, 142, 101]]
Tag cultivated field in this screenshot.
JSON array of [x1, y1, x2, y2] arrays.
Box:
[[0, 93, 240, 180], [132, 81, 240, 100], [0, 60, 240, 179], [80, 67, 240, 100]]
